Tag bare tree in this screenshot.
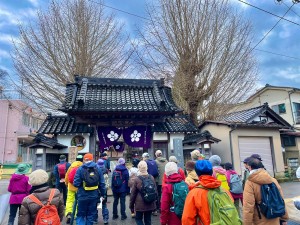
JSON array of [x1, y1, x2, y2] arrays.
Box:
[[12, 0, 132, 112], [135, 0, 258, 123], [0, 69, 8, 90]]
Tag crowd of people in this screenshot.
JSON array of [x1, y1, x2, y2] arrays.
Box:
[[6, 149, 290, 225]]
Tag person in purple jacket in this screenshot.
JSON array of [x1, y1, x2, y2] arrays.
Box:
[[7, 163, 31, 225]]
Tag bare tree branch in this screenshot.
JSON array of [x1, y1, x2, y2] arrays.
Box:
[[12, 0, 132, 112], [134, 0, 258, 123]]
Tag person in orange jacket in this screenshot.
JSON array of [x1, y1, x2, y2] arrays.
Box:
[[181, 160, 233, 225]]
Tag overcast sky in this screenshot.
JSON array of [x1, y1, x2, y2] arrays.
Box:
[[0, 0, 300, 90]]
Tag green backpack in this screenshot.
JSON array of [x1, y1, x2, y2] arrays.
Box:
[[169, 181, 189, 218], [198, 186, 242, 225]]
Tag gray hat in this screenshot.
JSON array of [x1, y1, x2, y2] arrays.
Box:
[[142, 152, 150, 158], [209, 155, 221, 167]]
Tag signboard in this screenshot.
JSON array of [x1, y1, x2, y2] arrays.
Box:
[[173, 138, 184, 169], [68, 146, 78, 163]]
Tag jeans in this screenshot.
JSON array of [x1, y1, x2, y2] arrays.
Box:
[[156, 184, 162, 210], [135, 211, 152, 225], [76, 198, 98, 225], [102, 196, 109, 221], [113, 192, 127, 217], [8, 204, 21, 223], [56, 182, 67, 205]]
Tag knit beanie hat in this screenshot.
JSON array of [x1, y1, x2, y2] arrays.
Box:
[[185, 161, 195, 171], [155, 150, 162, 157], [169, 156, 178, 163], [142, 152, 150, 159], [84, 153, 93, 161], [165, 162, 178, 176], [138, 161, 148, 175], [97, 159, 105, 166], [118, 158, 125, 165], [195, 160, 213, 176], [209, 155, 221, 167], [29, 169, 49, 186], [15, 163, 30, 175], [191, 149, 201, 160]]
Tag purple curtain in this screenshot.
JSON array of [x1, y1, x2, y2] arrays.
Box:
[[113, 142, 125, 152], [123, 126, 152, 148], [98, 126, 122, 149]]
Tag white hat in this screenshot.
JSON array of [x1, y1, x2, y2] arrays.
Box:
[[142, 152, 150, 158], [165, 162, 178, 176], [155, 150, 162, 157], [29, 169, 49, 186]]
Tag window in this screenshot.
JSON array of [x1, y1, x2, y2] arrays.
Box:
[[293, 102, 300, 124], [281, 136, 296, 147], [272, 103, 286, 114], [22, 112, 30, 126]]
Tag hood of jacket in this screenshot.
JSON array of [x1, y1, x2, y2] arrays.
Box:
[[248, 168, 273, 185], [213, 167, 226, 175], [187, 170, 199, 181], [71, 161, 83, 168], [115, 164, 127, 171], [11, 173, 27, 181], [156, 157, 167, 163], [166, 173, 183, 183], [82, 161, 97, 168], [199, 175, 221, 189]]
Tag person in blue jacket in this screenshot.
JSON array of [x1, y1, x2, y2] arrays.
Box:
[[53, 154, 71, 205], [73, 153, 106, 225], [111, 157, 129, 220]]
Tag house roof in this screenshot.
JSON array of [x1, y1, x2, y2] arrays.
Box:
[[183, 130, 221, 144], [38, 114, 94, 134], [152, 115, 198, 133], [28, 133, 67, 149], [60, 76, 182, 115], [246, 84, 300, 103], [199, 103, 291, 129]]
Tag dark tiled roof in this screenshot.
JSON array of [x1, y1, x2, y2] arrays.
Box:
[[152, 115, 198, 133], [28, 133, 67, 149], [200, 103, 291, 129], [61, 76, 182, 114], [183, 130, 221, 144], [38, 115, 94, 134]]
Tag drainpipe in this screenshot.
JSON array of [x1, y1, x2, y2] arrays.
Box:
[[288, 90, 295, 126], [229, 124, 237, 167], [2, 101, 9, 164]]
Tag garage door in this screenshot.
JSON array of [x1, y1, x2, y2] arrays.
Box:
[[239, 137, 274, 177]]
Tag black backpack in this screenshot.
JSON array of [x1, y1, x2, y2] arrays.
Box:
[[83, 166, 100, 191], [138, 175, 157, 203], [112, 170, 124, 188], [257, 182, 285, 219]]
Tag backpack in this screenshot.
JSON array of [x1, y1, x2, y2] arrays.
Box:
[[112, 170, 124, 188], [169, 181, 189, 218], [57, 163, 67, 179], [257, 182, 285, 219], [146, 160, 159, 178], [83, 166, 100, 191], [28, 189, 60, 225], [216, 172, 230, 191], [68, 167, 78, 184], [229, 174, 243, 194], [198, 186, 242, 225], [138, 175, 157, 203]]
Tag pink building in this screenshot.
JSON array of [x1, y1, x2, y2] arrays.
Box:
[[0, 99, 44, 164]]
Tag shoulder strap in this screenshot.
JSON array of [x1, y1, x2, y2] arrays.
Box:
[[28, 194, 44, 207], [47, 189, 56, 205]]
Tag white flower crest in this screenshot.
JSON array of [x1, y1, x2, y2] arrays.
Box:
[[107, 131, 119, 141], [115, 145, 120, 149], [130, 130, 141, 142]]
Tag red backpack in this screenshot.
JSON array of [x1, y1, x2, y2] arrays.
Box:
[[57, 163, 67, 179], [68, 167, 79, 184], [28, 189, 60, 225]]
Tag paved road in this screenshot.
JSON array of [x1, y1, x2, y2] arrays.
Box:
[[0, 180, 299, 225]]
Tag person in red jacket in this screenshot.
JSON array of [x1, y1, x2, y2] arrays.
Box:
[[160, 162, 184, 225], [161, 156, 185, 188]]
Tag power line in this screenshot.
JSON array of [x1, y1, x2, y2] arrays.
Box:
[[251, 3, 295, 50], [255, 48, 300, 60], [237, 0, 300, 27], [88, 0, 150, 21]]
